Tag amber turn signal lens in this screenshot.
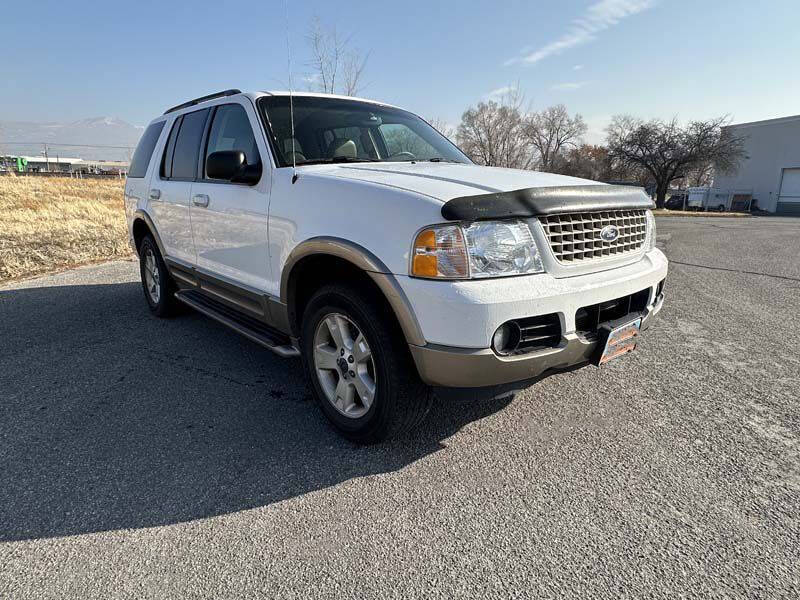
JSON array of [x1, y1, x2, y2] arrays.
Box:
[[412, 229, 438, 277], [411, 226, 469, 278]]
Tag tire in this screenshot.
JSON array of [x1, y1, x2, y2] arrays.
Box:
[[138, 235, 180, 317], [717, 205, 725, 212], [301, 283, 432, 443]]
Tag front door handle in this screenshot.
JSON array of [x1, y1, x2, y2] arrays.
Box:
[[149, 188, 161, 200], [192, 194, 210, 208]]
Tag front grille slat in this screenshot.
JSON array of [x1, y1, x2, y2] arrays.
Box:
[[539, 209, 648, 264]]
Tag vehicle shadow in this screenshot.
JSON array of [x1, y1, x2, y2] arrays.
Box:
[[0, 281, 511, 542]]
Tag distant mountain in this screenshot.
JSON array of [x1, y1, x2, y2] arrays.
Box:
[[0, 117, 144, 161]]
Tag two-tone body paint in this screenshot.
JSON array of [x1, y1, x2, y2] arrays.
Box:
[[125, 91, 668, 353]]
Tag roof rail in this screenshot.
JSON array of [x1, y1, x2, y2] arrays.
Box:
[[163, 89, 242, 115]]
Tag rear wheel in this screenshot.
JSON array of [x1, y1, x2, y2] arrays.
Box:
[[301, 283, 432, 443], [138, 235, 180, 317]]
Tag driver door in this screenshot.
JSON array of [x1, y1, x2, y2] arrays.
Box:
[[189, 101, 272, 292]]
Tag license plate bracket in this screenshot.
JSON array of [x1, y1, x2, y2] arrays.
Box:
[[596, 315, 642, 365]]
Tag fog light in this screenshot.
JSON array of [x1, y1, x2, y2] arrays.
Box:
[[492, 322, 521, 356]]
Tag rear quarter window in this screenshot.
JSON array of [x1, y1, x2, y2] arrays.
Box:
[[128, 121, 165, 178]]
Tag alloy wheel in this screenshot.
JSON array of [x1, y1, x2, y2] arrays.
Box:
[[313, 313, 376, 418], [143, 247, 161, 305]]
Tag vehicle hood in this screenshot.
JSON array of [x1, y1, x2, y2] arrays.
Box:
[[306, 162, 602, 202]]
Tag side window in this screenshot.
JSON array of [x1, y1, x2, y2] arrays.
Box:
[[204, 104, 260, 178], [171, 108, 209, 180], [160, 116, 181, 179], [128, 121, 164, 178]]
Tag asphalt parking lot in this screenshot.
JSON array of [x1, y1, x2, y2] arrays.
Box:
[[1, 216, 799, 598]]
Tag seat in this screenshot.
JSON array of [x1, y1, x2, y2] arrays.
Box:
[[283, 137, 306, 164]]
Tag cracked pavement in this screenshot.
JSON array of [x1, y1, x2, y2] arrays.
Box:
[[1, 216, 799, 598]]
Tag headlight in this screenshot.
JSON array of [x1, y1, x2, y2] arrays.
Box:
[[464, 220, 544, 277], [411, 220, 544, 279], [645, 209, 656, 251]]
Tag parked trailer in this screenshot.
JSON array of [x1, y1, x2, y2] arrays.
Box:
[[686, 188, 753, 212]]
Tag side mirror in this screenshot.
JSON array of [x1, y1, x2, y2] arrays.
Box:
[[206, 151, 261, 185]]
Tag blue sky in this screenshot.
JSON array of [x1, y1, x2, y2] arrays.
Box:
[[2, 0, 799, 143]]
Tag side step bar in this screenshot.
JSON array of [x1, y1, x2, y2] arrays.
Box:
[[175, 290, 300, 358]]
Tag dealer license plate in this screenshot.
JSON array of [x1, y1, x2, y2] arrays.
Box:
[[598, 317, 642, 365]]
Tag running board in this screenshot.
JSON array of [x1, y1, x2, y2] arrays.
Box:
[[175, 290, 300, 358]]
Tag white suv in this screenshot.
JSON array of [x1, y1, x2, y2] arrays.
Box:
[[125, 89, 667, 442]]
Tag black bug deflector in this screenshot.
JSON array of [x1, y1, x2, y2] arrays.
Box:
[[440, 184, 654, 221]]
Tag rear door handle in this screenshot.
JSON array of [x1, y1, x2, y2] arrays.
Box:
[[149, 188, 161, 200], [192, 194, 210, 208]]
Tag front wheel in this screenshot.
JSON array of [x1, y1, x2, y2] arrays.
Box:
[[301, 283, 432, 443]]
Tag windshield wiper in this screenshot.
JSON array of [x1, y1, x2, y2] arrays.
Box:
[[425, 157, 461, 163], [295, 156, 378, 166]]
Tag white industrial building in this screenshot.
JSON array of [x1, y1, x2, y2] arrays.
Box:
[[712, 114, 800, 215]]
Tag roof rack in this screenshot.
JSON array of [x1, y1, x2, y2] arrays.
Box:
[[163, 89, 242, 115]]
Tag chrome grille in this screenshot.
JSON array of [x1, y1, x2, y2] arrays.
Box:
[[539, 209, 648, 264]]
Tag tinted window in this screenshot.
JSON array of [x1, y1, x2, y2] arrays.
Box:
[[171, 109, 209, 180], [128, 121, 164, 178], [205, 104, 260, 178], [160, 117, 181, 179]]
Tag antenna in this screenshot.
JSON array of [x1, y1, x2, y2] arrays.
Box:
[[284, 0, 298, 184]]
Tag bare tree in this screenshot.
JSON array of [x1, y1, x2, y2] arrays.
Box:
[[552, 144, 612, 181], [341, 50, 368, 96], [523, 105, 587, 172], [427, 117, 456, 142], [455, 88, 532, 169], [684, 161, 715, 187], [606, 115, 746, 207], [306, 17, 368, 96]]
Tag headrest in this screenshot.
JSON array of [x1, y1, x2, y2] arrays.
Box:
[[328, 139, 357, 159]]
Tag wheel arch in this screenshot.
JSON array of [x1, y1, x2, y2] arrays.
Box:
[[131, 210, 166, 258], [281, 237, 425, 346]]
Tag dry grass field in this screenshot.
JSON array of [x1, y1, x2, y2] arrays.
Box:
[[0, 175, 130, 282]]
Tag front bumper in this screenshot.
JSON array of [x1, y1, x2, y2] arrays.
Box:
[[403, 249, 668, 388], [410, 293, 663, 388]]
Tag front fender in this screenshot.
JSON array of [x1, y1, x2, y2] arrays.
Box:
[[281, 237, 426, 346]]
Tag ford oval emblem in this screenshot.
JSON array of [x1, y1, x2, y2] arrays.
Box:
[[600, 225, 620, 242]]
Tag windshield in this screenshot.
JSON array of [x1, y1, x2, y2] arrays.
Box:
[[258, 96, 471, 167]]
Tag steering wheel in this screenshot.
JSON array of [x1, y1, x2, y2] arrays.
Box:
[[387, 151, 416, 162]]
